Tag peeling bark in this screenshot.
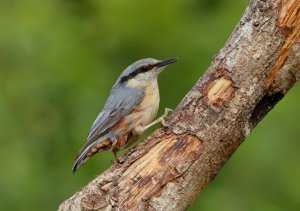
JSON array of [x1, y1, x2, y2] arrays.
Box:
[[59, 0, 300, 210]]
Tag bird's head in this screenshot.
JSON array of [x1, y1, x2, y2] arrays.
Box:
[[119, 58, 177, 84]]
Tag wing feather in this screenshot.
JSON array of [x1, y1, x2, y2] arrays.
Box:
[[77, 84, 145, 155]]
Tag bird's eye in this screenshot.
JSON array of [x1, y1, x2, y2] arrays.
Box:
[[140, 66, 148, 72]]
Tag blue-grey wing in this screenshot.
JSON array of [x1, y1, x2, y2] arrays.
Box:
[[72, 84, 145, 173], [85, 84, 145, 147]]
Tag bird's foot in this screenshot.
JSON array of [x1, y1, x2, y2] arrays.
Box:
[[111, 151, 125, 164], [160, 108, 173, 128], [142, 108, 173, 130]]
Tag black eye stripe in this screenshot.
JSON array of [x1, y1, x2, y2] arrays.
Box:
[[120, 65, 154, 83]]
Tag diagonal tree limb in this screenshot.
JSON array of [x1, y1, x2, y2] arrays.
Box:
[[59, 0, 300, 210]]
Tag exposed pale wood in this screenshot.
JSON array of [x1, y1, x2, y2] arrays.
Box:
[[267, 0, 300, 86], [207, 77, 234, 106], [59, 0, 300, 210]]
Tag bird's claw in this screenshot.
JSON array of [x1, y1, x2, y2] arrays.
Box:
[[111, 157, 123, 165]]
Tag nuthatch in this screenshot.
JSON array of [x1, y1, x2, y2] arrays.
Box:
[[72, 57, 177, 173]]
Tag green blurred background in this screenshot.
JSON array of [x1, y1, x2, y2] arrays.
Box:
[[0, 0, 299, 210]]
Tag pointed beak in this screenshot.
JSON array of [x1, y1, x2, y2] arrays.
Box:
[[157, 57, 178, 68]]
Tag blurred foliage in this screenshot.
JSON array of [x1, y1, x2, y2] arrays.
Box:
[[0, 0, 299, 210]]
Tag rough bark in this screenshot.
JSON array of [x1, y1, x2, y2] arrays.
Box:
[[59, 0, 300, 210]]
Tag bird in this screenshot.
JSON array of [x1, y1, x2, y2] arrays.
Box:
[[72, 57, 177, 173]]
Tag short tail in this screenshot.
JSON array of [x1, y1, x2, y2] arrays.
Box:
[[72, 136, 110, 173]]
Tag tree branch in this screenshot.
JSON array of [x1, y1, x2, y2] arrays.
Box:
[[59, 0, 300, 210]]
